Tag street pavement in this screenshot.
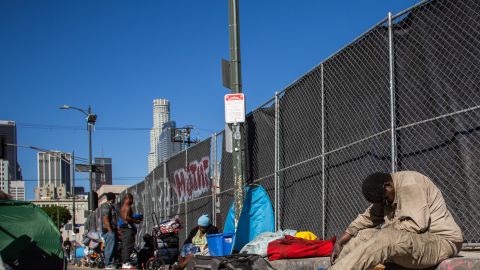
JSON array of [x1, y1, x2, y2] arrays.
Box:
[[67, 265, 139, 270], [68, 266, 134, 270], [68, 265, 97, 270], [68, 265, 103, 270]]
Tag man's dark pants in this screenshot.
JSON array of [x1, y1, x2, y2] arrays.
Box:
[[65, 248, 70, 261], [120, 227, 135, 263]]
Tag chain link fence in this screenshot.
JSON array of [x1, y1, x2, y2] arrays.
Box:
[[115, 135, 218, 248], [392, 0, 480, 243], [111, 0, 480, 248]]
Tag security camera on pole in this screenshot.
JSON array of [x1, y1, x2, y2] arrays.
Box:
[[222, 0, 245, 232]]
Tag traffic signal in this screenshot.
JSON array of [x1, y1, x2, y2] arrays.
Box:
[[87, 114, 97, 124], [89, 191, 99, 211]]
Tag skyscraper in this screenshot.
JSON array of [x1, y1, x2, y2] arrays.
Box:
[[0, 120, 23, 195], [158, 121, 185, 161], [0, 160, 9, 193], [36, 151, 71, 199], [148, 99, 170, 172], [93, 157, 112, 191], [9, 180, 25, 201]]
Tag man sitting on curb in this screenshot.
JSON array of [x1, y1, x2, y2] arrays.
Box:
[[329, 171, 463, 270]]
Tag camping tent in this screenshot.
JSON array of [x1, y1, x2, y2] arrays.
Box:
[[223, 185, 275, 251], [0, 200, 64, 270]]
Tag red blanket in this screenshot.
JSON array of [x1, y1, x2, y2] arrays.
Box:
[[267, 235, 336, 261]]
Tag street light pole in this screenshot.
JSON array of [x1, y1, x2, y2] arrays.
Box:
[[60, 104, 97, 211], [70, 151, 76, 261], [71, 151, 76, 231], [87, 106, 94, 211]]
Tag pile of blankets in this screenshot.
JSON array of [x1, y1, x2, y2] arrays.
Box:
[[240, 230, 335, 261]]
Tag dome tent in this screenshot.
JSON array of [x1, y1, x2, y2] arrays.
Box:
[[223, 185, 275, 251], [0, 200, 64, 270]]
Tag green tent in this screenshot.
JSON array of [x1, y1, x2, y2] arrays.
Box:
[[0, 200, 64, 270]]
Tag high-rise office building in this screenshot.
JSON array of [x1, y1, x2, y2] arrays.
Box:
[[9, 180, 25, 201], [93, 157, 112, 191], [148, 99, 170, 172], [1, 163, 25, 200], [0, 120, 23, 194], [158, 121, 185, 161], [0, 160, 9, 192], [36, 151, 71, 199]]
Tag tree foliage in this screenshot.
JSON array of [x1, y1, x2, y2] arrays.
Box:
[[41, 206, 72, 229]]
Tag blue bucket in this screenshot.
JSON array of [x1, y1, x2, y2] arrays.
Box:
[[222, 233, 235, 256], [207, 233, 224, 256], [75, 246, 85, 258]]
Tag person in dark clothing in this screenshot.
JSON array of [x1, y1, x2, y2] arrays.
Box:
[[119, 193, 142, 269], [138, 234, 155, 269], [63, 237, 72, 262], [184, 224, 219, 246], [100, 192, 118, 269], [178, 214, 219, 269]]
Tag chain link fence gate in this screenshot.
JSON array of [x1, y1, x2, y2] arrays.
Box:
[[109, 0, 480, 249]]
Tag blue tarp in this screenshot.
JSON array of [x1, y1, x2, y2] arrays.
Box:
[[223, 185, 275, 250]]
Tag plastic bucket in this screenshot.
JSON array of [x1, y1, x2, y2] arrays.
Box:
[[207, 233, 224, 256], [222, 233, 235, 256], [75, 246, 85, 258]]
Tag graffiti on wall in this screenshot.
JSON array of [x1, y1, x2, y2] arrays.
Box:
[[173, 157, 210, 202]]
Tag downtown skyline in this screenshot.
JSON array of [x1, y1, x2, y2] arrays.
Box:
[[0, 0, 418, 200]]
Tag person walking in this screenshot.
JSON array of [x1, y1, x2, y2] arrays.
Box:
[[62, 237, 72, 262], [119, 193, 142, 269], [100, 192, 118, 269]]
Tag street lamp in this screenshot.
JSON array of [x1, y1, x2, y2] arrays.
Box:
[[60, 105, 97, 211]]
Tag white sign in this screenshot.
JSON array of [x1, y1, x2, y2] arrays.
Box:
[[225, 93, 245, 123]]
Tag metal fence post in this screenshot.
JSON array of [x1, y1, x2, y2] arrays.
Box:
[[144, 179, 148, 235], [211, 133, 217, 226], [152, 169, 156, 217], [185, 145, 189, 168], [321, 63, 326, 239], [185, 147, 189, 240], [135, 184, 138, 213], [388, 12, 397, 173], [274, 92, 280, 231], [163, 158, 167, 219], [185, 201, 188, 240]]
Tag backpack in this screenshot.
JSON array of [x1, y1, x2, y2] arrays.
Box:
[[186, 254, 276, 270]]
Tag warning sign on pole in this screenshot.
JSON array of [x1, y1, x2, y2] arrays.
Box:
[[225, 93, 245, 124]]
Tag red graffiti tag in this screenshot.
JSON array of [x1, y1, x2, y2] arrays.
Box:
[[173, 157, 210, 202]]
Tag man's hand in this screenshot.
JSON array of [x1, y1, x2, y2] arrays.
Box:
[[330, 242, 344, 264], [330, 231, 352, 264]]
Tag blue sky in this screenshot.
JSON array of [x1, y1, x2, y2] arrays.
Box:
[[0, 0, 418, 200]]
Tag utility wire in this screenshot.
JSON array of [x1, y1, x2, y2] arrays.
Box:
[[17, 122, 217, 133], [21, 178, 143, 182], [7, 144, 89, 162]]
